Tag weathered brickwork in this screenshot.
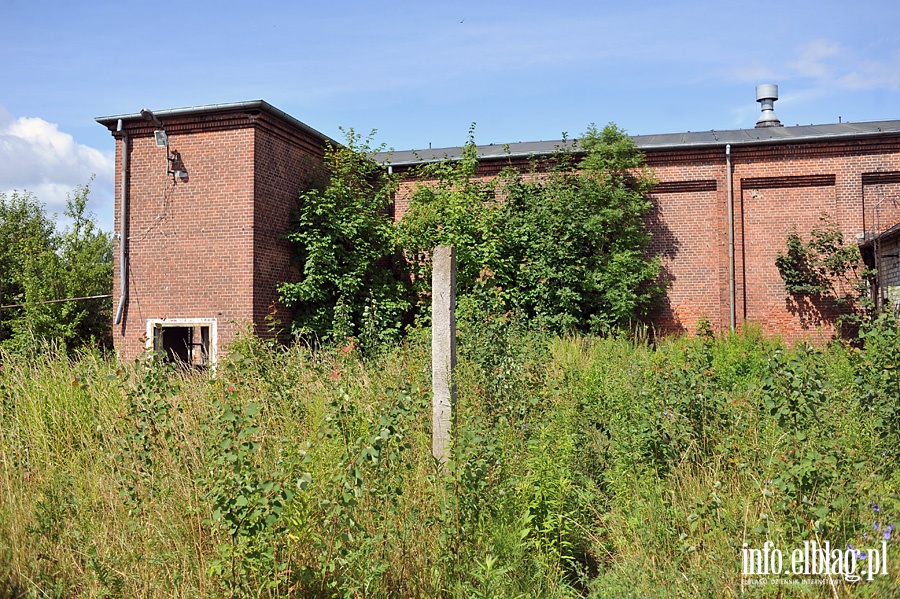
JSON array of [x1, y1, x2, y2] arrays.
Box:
[[643, 140, 900, 341], [101, 102, 900, 357], [252, 115, 327, 341], [102, 105, 330, 361], [393, 136, 900, 342], [110, 122, 256, 361]]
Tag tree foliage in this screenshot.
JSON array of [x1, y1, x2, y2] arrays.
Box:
[[394, 127, 505, 297], [0, 183, 113, 351], [775, 215, 867, 302], [277, 131, 412, 352], [775, 214, 874, 335], [398, 124, 663, 333], [281, 124, 663, 348]]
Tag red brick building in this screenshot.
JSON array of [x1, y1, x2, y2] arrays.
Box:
[[97, 95, 900, 361], [96, 102, 333, 363]]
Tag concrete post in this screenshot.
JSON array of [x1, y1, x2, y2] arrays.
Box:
[[432, 245, 456, 464]]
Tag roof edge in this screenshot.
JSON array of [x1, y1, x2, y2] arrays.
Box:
[[95, 100, 338, 145], [379, 120, 900, 167]]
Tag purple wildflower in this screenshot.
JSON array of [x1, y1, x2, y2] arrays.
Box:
[[873, 504, 881, 512]]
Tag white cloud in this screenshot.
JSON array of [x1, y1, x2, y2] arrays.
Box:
[[785, 39, 842, 81], [0, 109, 114, 231], [732, 39, 900, 92], [835, 57, 900, 91]]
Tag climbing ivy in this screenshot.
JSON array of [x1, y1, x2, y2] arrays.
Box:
[[775, 214, 874, 332]]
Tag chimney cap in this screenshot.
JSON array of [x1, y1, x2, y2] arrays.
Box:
[[755, 83, 783, 128], [756, 84, 778, 101]]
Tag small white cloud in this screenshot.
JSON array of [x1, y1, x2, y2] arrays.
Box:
[[0, 110, 114, 231], [785, 39, 842, 80], [731, 61, 782, 83], [835, 58, 900, 91]]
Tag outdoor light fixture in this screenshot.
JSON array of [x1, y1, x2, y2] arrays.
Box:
[[140, 107, 168, 147], [140, 108, 163, 128]]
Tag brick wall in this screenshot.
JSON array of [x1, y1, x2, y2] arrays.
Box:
[[392, 135, 900, 343], [646, 140, 900, 341], [252, 115, 328, 343], [107, 107, 329, 361], [111, 118, 257, 361], [106, 103, 900, 353]]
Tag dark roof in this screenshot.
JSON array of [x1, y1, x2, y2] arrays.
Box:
[[96, 100, 337, 145], [96, 101, 900, 169], [378, 119, 900, 167]]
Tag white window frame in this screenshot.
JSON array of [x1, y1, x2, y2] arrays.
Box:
[[146, 318, 218, 366]]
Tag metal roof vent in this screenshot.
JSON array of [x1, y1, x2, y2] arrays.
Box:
[[755, 84, 783, 128]]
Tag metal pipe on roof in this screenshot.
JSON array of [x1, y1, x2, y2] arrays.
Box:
[[114, 119, 128, 325], [726, 144, 736, 332]]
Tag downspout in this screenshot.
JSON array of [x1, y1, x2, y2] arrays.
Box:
[[726, 144, 736, 331], [114, 119, 128, 325]]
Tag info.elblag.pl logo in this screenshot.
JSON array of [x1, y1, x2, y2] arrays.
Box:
[[742, 539, 889, 583]]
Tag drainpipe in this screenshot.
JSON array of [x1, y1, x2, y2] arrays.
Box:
[[726, 144, 736, 331], [114, 119, 128, 325]]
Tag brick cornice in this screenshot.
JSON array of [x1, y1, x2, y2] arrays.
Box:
[[250, 113, 327, 159], [642, 136, 900, 166], [740, 174, 835, 189], [862, 171, 900, 186], [654, 179, 717, 194]]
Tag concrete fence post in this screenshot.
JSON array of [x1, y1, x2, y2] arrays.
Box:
[[432, 245, 456, 464]]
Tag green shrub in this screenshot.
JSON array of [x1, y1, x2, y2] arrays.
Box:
[[278, 130, 412, 354]]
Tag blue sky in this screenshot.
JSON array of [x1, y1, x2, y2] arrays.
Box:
[[2, 0, 899, 232]]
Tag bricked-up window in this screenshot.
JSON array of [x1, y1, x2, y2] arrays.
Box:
[[146, 318, 217, 367]]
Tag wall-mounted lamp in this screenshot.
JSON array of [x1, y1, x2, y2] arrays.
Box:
[[141, 107, 187, 184], [141, 108, 168, 147], [140, 108, 163, 128]]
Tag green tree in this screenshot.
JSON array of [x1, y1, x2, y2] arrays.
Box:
[[277, 131, 412, 352], [498, 124, 662, 332], [0, 183, 113, 351], [395, 127, 505, 298], [398, 124, 663, 333], [0, 190, 57, 344]]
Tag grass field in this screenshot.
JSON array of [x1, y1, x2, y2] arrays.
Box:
[[2, 318, 899, 597]]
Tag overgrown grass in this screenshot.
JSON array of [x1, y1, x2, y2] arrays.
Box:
[[1, 319, 899, 597]]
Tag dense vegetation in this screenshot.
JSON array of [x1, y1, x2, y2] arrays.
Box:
[[0, 184, 113, 352], [2, 314, 899, 597], [279, 125, 662, 350], [2, 130, 895, 598]]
